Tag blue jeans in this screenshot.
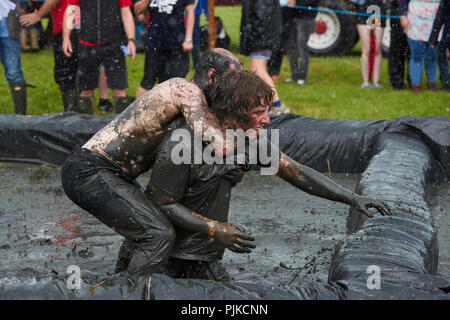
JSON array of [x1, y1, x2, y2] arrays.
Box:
[[407, 38, 439, 85], [0, 37, 24, 83]]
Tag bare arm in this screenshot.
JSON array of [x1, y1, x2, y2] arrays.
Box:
[[20, 0, 60, 27], [134, 0, 150, 15], [277, 153, 392, 218], [172, 79, 237, 158], [120, 6, 136, 59], [182, 4, 195, 52], [62, 4, 76, 57]]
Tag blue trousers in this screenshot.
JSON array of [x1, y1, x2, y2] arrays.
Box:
[[0, 37, 24, 84], [407, 37, 439, 85]]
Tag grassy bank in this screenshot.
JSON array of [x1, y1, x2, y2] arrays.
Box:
[[0, 5, 448, 119]]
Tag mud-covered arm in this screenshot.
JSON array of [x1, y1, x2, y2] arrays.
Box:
[[146, 138, 255, 253], [277, 153, 392, 218], [172, 80, 235, 158]]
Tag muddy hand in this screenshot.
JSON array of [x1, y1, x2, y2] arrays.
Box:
[[353, 195, 393, 218], [214, 222, 256, 253]]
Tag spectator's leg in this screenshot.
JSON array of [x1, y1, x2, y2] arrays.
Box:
[[388, 20, 408, 89], [357, 24, 371, 85], [0, 37, 27, 114], [286, 19, 300, 81], [192, 14, 201, 70], [29, 24, 40, 52], [437, 44, 449, 89], [297, 18, 315, 83], [97, 65, 113, 112], [407, 37, 426, 92], [76, 43, 99, 114], [163, 48, 189, 82], [136, 47, 163, 98], [102, 43, 133, 113], [249, 57, 280, 103], [268, 48, 282, 81], [424, 43, 439, 91], [372, 27, 384, 85], [20, 27, 30, 51], [53, 31, 79, 112]]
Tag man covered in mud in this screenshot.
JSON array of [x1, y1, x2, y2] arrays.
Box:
[[61, 48, 245, 276], [139, 69, 392, 281]]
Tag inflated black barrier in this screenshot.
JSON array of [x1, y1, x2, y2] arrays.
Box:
[[0, 113, 448, 299]]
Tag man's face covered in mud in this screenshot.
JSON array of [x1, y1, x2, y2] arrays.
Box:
[[233, 100, 270, 133], [204, 69, 274, 132]]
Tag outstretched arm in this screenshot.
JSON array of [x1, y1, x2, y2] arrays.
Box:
[[277, 153, 392, 218]]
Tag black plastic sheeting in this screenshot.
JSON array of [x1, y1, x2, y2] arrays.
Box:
[[0, 112, 449, 299], [329, 133, 448, 299], [0, 272, 346, 300], [1, 113, 449, 178]]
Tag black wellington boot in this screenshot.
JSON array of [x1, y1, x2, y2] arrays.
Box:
[[9, 82, 27, 115], [62, 89, 79, 112], [113, 95, 135, 114], [75, 96, 94, 114]]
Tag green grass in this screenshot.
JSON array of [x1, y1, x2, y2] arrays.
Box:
[[1, 6, 448, 119]]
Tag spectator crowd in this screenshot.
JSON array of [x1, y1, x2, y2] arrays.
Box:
[[0, 0, 448, 115]]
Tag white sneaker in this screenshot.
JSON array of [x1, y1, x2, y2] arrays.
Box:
[[284, 78, 294, 83], [270, 103, 290, 115], [372, 83, 382, 89], [296, 79, 306, 85], [361, 82, 371, 88]]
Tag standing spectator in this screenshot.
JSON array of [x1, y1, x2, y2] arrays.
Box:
[[356, 0, 387, 88], [21, 0, 78, 111], [192, 0, 208, 69], [268, 0, 297, 84], [1, 0, 27, 115], [284, 0, 318, 85], [62, 0, 136, 114], [240, 0, 289, 115], [21, 1, 116, 112], [428, 0, 449, 91], [134, 0, 194, 99], [20, 0, 41, 52], [388, 0, 410, 89], [400, 0, 441, 93]]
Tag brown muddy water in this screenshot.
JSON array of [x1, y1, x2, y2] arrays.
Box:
[[0, 163, 448, 285]]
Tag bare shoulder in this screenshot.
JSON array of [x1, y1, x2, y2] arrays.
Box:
[[169, 78, 205, 107]]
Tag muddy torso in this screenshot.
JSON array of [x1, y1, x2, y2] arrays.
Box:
[[82, 78, 205, 180]]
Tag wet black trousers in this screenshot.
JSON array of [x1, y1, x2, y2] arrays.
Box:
[[388, 12, 410, 89], [61, 148, 176, 276]]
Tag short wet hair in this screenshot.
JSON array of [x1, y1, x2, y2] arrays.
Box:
[[193, 49, 242, 89], [204, 69, 274, 124]]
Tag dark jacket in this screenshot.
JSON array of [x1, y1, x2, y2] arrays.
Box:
[[6, 0, 21, 39], [78, 0, 125, 45], [429, 0, 449, 48], [285, 0, 319, 20], [239, 0, 282, 55]]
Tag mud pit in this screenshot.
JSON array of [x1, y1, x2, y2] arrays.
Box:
[[1, 163, 448, 286]]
